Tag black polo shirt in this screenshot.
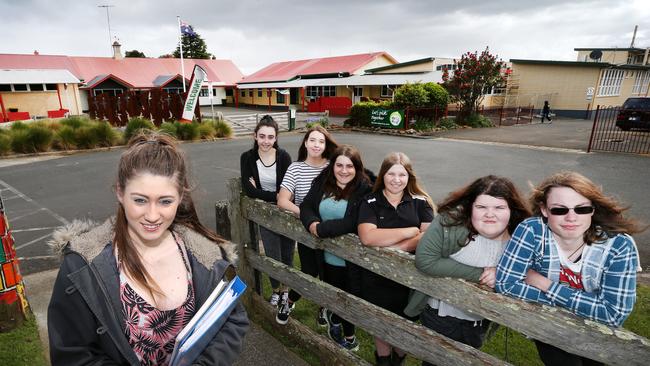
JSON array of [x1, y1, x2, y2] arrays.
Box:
[[358, 191, 434, 230]]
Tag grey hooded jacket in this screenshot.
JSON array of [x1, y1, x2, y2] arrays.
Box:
[[47, 219, 249, 366]]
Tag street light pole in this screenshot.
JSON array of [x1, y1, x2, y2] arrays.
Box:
[[98, 4, 115, 55]]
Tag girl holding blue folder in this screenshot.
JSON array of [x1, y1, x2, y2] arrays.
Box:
[[48, 131, 249, 365]]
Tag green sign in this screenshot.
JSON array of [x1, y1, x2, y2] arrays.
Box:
[[370, 108, 405, 129]]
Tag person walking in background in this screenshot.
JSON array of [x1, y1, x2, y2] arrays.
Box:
[[541, 100, 553, 123], [496, 171, 644, 366], [300, 145, 374, 352], [404, 176, 531, 365], [357, 152, 435, 366], [48, 131, 248, 365], [276, 125, 338, 326], [240, 115, 294, 307]]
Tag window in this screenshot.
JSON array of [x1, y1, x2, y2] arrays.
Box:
[[632, 71, 650, 95], [45, 84, 57, 91], [597, 69, 624, 96], [12, 84, 28, 91], [241, 90, 245, 97], [306, 86, 320, 98], [249, 89, 253, 97], [276, 91, 285, 104], [0, 85, 11, 92], [381, 85, 394, 98], [226, 88, 233, 96], [29, 84, 44, 91], [257, 88, 262, 98], [163, 87, 182, 94], [199, 88, 210, 97], [94, 88, 124, 96], [322, 86, 336, 97]]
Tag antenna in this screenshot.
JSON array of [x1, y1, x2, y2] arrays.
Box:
[[630, 25, 638, 48], [589, 50, 603, 61], [98, 4, 115, 55]]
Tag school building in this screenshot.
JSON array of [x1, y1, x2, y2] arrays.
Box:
[[0, 42, 243, 121]]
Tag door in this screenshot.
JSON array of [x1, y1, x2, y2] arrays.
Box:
[[353, 87, 363, 104]]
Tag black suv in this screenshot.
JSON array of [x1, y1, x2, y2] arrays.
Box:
[[616, 97, 650, 131]]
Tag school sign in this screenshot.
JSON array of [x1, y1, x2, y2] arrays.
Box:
[[370, 108, 405, 129]]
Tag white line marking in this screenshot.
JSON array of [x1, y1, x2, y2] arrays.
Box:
[[8, 208, 47, 221], [432, 137, 587, 154], [15, 233, 52, 250], [2, 195, 20, 201], [0, 178, 69, 225], [12, 226, 58, 233]]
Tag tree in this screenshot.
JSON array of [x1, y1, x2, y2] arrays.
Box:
[[158, 54, 175, 59], [442, 47, 505, 121], [125, 49, 146, 58], [393, 82, 449, 110], [173, 33, 213, 59]]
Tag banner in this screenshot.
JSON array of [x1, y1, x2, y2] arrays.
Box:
[[180, 65, 208, 123], [370, 108, 405, 129]]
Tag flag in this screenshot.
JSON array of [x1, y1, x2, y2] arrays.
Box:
[[180, 65, 208, 123], [180, 21, 196, 36]]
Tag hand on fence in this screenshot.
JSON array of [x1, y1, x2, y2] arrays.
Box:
[[479, 267, 496, 288], [525, 268, 552, 292]]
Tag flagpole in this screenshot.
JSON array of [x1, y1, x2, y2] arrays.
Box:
[[177, 16, 187, 92]]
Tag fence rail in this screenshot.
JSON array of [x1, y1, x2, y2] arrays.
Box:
[[587, 105, 650, 154], [223, 178, 649, 365]]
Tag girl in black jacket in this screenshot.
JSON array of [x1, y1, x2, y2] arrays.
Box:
[[300, 145, 373, 352], [240, 115, 294, 306]]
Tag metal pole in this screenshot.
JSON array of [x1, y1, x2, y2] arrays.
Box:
[[586, 105, 600, 153], [177, 16, 187, 93], [98, 5, 115, 55]]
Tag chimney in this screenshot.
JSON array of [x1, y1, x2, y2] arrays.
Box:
[[112, 41, 123, 60], [33, 50, 39, 55]]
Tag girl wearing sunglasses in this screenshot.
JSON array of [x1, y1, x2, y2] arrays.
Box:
[[496, 171, 644, 366]]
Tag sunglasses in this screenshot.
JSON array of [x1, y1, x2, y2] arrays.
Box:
[[548, 206, 595, 216]]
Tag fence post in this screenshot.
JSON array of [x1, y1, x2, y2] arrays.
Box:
[[586, 105, 601, 153], [499, 105, 504, 126]]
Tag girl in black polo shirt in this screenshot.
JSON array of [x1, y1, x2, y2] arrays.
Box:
[[358, 152, 434, 366], [240, 116, 294, 306]]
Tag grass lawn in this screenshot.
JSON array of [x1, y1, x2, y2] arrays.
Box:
[[258, 255, 650, 366], [0, 316, 47, 366]]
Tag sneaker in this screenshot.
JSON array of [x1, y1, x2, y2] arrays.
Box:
[[328, 323, 343, 344], [340, 336, 360, 352], [269, 292, 281, 307], [317, 307, 329, 328], [276, 293, 294, 325]]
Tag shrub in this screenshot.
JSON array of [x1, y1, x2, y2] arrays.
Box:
[[437, 117, 459, 130], [175, 122, 200, 140], [0, 133, 11, 155], [158, 122, 178, 138], [305, 117, 330, 129], [394, 83, 429, 109], [27, 124, 54, 152], [464, 113, 493, 128], [92, 121, 119, 147], [54, 126, 77, 150], [10, 121, 29, 131], [422, 82, 449, 110], [412, 118, 435, 132], [75, 126, 100, 149], [60, 116, 87, 130], [212, 119, 233, 138], [349, 101, 394, 127], [10, 129, 31, 153], [197, 123, 216, 139], [124, 117, 155, 142]]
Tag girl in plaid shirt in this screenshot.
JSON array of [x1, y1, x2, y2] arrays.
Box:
[[496, 171, 644, 365]]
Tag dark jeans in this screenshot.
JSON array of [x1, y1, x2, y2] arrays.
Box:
[[420, 306, 490, 366], [324, 262, 355, 337], [535, 341, 604, 366], [288, 243, 324, 303], [259, 226, 295, 289], [541, 111, 552, 123]]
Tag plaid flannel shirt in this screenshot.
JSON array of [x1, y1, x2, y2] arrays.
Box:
[[496, 217, 639, 327]]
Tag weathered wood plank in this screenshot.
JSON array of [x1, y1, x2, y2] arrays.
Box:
[[214, 200, 231, 241], [247, 248, 508, 366], [246, 290, 372, 366], [240, 193, 650, 366], [226, 179, 255, 306]]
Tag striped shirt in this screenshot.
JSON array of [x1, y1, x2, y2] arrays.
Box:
[[280, 161, 328, 205], [496, 217, 639, 327]]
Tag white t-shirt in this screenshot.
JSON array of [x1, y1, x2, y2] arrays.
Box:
[[256, 159, 276, 192], [280, 161, 328, 205]]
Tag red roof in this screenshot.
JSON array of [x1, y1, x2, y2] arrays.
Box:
[[0, 53, 243, 88], [240, 52, 397, 84]]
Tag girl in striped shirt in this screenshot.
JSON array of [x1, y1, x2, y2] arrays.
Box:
[[276, 125, 338, 325]]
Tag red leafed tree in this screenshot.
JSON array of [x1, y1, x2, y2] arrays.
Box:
[[442, 47, 505, 121]]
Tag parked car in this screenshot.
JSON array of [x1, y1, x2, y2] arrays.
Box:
[[616, 97, 650, 131]]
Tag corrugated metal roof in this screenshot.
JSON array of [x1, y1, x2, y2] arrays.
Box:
[[236, 72, 442, 89], [0, 69, 80, 84], [239, 52, 397, 84], [0, 54, 244, 88]]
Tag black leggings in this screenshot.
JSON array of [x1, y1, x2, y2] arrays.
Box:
[[288, 243, 324, 303], [534, 341, 603, 366], [324, 262, 355, 337]]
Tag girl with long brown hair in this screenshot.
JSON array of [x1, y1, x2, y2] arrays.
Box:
[[357, 152, 434, 366], [497, 171, 643, 365], [48, 131, 248, 365]]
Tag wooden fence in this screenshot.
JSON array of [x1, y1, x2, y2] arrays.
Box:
[[221, 178, 649, 365]]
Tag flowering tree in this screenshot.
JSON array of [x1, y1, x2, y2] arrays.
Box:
[[442, 48, 505, 121]]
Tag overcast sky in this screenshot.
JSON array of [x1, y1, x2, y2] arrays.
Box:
[[1, 0, 648, 75]]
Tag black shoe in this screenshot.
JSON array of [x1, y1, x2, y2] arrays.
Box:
[[275, 292, 294, 325], [390, 349, 406, 366], [375, 352, 392, 366], [317, 307, 329, 328]]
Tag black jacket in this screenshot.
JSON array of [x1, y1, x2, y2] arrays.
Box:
[[47, 219, 249, 366], [299, 169, 374, 238], [240, 148, 292, 203]]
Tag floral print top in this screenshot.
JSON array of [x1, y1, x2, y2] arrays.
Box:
[[119, 233, 195, 365]]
